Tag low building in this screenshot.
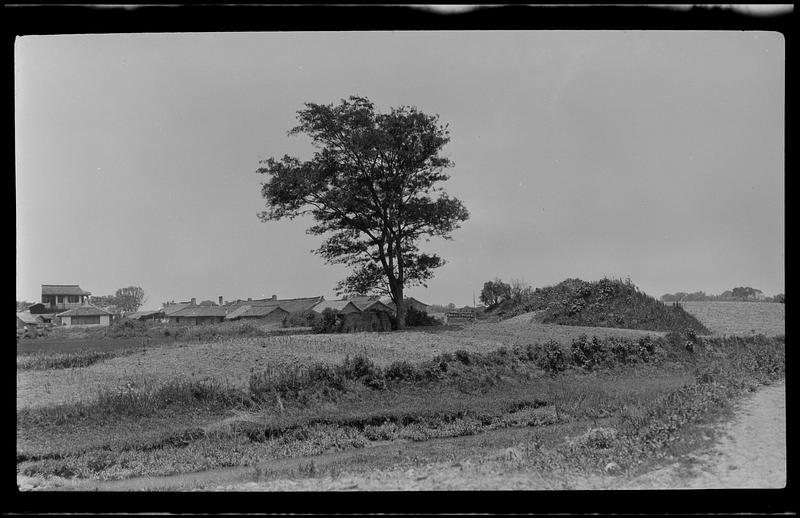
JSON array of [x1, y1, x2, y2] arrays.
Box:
[[127, 310, 165, 321], [56, 304, 112, 327], [224, 304, 290, 324], [311, 300, 362, 315], [166, 306, 227, 326]]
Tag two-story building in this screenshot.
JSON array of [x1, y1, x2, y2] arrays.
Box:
[[40, 284, 91, 312]]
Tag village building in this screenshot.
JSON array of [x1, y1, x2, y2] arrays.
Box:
[[346, 295, 429, 316], [25, 302, 59, 324], [311, 300, 362, 314], [56, 304, 112, 327], [127, 310, 166, 321], [40, 284, 91, 312], [166, 305, 227, 326], [224, 304, 290, 324], [17, 311, 45, 337]]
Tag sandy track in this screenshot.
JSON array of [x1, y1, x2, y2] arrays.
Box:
[[626, 380, 786, 489]]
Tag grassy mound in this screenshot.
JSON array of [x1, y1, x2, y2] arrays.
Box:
[[492, 277, 710, 334]]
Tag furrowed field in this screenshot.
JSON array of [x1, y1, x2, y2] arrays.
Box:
[[678, 301, 785, 336], [16, 301, 785, 491]]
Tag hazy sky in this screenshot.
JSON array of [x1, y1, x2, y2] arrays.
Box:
[[15, 31, 784, 309]]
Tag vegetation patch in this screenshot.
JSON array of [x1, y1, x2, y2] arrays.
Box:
[[16, 349, 139, 371], [16, 332, 783, 484], [491, 277, 709, 334]]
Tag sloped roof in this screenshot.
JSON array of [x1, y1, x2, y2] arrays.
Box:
[[56, 304, 111, 317], [224, 305, 252, 320], [352, 300, 394, 313], [169, 306, 228, 318], [161, 303, 193, 316], [128, 310, 164, 320], [405, 297, 429, 308], [17, 311, 43, 324], [243, 306, 290, 318], [347, 295, 382, 306], [42, 284, 91, 296], [312, 300, 362, 313], [230, 296, 324, 314]]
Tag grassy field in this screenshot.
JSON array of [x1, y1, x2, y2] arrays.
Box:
[[678, 301, 784, 337], [16, 312, 784, 489], [16, 320, 661, 410]]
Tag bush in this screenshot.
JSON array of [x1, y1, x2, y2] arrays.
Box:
[[385, 360, 418, 381], [571, 334, 607, 371], [311, 308, 344, 334], [454, 350, 472, 365], [404, 306, 439, 327], [283, 310, 316, 328], [104, 319, 149, 338], [528, 340, 568, 373]]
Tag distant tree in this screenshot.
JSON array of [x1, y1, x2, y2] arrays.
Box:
[[509, 278, 532, 301], [16, 301, 35, 311], [90, 295, 117, 309], [479, 278, 512, 307], [114, 286, 147, 313], [446, 302, 456, 310], [257, 96, 469, 329]]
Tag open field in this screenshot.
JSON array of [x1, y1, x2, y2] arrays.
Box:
[[16, 313, 784, 491], [16, 320, 661, 410], [678, 301, 784, 337]]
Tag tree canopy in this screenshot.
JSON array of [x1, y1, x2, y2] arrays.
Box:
[[257, 96, 469, 328], [113, 286, 147, 313], [479, 278, 512, 307]]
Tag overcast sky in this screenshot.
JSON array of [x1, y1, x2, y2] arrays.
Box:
[[15, 31, 784, 309]]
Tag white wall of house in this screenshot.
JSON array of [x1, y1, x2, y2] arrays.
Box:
[[60, 314, 110, 327]]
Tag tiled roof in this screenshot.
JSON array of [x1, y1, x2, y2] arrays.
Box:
[[161, 303, 193, 316], [243, 306, 289, 318], [405, 297, 429, 307], [17, 311, 43, 324], [169, 306, 228, 318], [128, 310, 164, 319], [56, 304, 111, 317], [352, 300, 394, 313], [230, 296, 324, 314], [312, 300, 362, 313], [42, 284, 91, 296], [224, 305, 251, 320]]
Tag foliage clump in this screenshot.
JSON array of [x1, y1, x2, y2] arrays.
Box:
[[490, 277, 709, 334]]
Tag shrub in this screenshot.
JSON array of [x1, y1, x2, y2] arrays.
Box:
[[454, 350, 472, 365], [104, 319, 148, 338], [528, 340, 568, 373], [404, 306, 439, 327], [571, 334, 607, 370], [384, 360, 418, 381], [311, 308, 344, 334], [283, 310, 316, 328]]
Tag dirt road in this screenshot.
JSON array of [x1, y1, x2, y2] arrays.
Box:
[[626, 380, 786, 489]]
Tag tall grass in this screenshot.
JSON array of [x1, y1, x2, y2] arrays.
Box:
[[16, 349, 139, 371]]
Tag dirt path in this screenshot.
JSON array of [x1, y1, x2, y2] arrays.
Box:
[[626, 380, 786, 489]]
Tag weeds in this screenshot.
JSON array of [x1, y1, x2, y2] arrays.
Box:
[[16, 349, 138, 371]]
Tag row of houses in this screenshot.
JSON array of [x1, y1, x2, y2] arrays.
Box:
[[19, 285, 429, 332]]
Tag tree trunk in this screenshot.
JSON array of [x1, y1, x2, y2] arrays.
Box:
[[393, 284, 406, 330]]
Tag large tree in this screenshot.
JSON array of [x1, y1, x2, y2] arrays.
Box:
[[113, 286, 147, 313], [257, 96, 469, 328]]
